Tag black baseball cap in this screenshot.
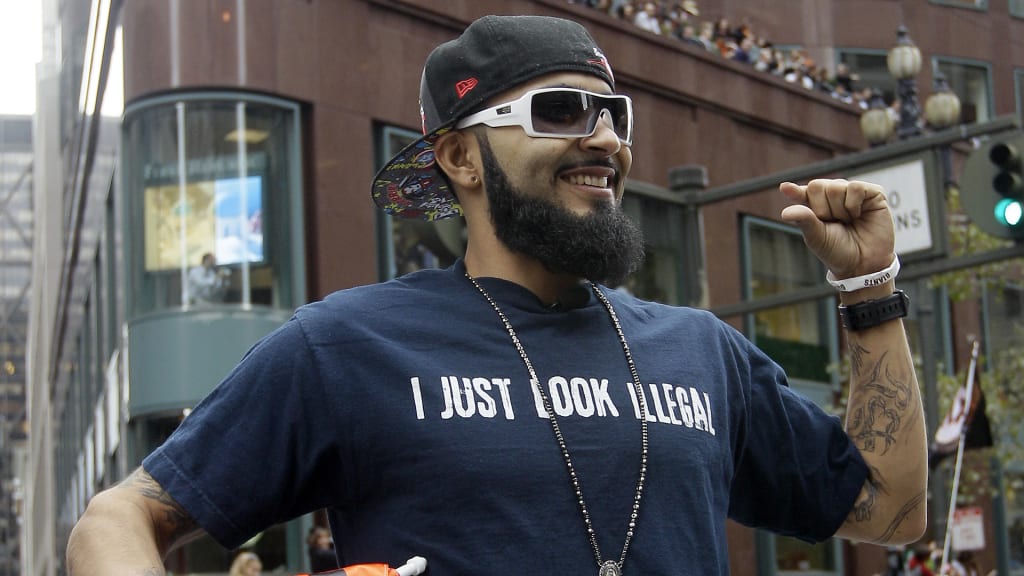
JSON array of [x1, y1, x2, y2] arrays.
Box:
[[370, 15, 616, 221]]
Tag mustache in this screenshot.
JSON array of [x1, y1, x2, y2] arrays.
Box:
[[558, 158, 620, 174], [556, 159, 622, 186]]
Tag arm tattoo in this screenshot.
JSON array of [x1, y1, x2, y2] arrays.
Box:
[[870, 491, 926, 544], [849, 342, 869, 377], [846, 347, 914, 455], [123, 470, 199, 546], [846, 342, 924, 542], [850, 473, 882, 523]]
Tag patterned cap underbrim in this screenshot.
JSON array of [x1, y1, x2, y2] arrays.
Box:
[[370, 127, 464, 222]]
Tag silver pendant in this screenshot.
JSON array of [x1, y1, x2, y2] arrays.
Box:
[[599, 561, 622, 576]]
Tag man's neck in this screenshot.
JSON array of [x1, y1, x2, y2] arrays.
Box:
[[463, 244, 582, 308]]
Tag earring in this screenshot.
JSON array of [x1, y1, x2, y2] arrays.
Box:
[[470, 175, 479, 184]]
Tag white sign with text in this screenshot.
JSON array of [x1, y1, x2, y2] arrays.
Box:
[[952, 506, 986, 551], [849, 159, 933, 256]]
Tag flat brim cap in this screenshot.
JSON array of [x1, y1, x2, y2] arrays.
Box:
[[371, 14, 615, 221]]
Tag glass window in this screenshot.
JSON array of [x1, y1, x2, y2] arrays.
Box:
[[743, 217, 841, 575], [375, 126, 464, 280], [743, 217, 832, 383], [122, 95, 303, 316], [1014, 0, 1024, 17], [621, 193, 686, 304], [935, 59, 993, 123], [837, 50, 890, 102]]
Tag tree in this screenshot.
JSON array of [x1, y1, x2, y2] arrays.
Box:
[[919, 184, 1023, 503]]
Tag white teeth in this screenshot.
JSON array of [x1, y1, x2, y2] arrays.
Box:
[[566, 174, 609, 188]]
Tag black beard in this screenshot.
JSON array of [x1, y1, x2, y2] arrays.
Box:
[[478, 135, 646, 286]]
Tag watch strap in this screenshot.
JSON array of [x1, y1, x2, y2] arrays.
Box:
[[838, 290, 909, 331]]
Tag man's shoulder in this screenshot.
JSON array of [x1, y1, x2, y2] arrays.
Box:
[[295, 266, 462, 325], [606, 289, 723, 325], [334, 266, 457, 301], [605, 290, 755, 354]]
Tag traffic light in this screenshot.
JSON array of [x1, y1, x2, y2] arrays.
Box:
[[990, 142, 1024, 229], [960, 134, 1024, 239]]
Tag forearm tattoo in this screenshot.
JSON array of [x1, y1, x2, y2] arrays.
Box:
[[873, 491, 926, 544], [850, 473, 881, 523], [846, 346, 913, 455], [123, 469, 199, 547], [845, 342, 924, 541]]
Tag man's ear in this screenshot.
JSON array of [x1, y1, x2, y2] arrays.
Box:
[[434, 130, 482, 192]]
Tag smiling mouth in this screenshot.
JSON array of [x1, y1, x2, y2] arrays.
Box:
[[564, 173, 611, 188]]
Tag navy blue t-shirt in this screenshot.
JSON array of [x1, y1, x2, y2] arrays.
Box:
[[143, 260, 867, 575]]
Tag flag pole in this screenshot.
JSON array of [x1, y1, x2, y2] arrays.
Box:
[[940, 339, 981, 573]]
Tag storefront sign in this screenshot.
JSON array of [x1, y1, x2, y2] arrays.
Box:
[[850, 158, 933, 256]]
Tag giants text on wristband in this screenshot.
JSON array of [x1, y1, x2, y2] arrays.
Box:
[[826, 255, 901, 292]]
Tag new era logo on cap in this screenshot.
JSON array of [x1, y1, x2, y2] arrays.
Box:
[[587, 48, 614, 83], [455, 78, 478, 99]]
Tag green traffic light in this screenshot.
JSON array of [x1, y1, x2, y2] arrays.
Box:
[[989, 141, 1024, 232], [995, 198, 1024, 227], [961, 135, 1024, 239]]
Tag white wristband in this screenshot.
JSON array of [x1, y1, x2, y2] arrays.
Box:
[[826, 255, 900, 292]]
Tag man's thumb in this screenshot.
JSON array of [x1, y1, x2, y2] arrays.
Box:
[[780, 205, 826, 244]]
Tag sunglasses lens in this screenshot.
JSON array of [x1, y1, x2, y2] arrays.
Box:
[[530, 90, 631, 143], [531, 91, 590, 134], [604, 98, 632, 143]]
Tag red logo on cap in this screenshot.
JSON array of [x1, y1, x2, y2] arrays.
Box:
[[587, 48, 614, 82], [455, 78, 478, 99]]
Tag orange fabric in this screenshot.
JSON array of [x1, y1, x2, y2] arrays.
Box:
[[340, 565, 396, 576], [296, 564, 396, 576]]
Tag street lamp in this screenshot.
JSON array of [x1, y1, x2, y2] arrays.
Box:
[[925, 72, 962, 131], [860, 90, 894, 147], [859, 25, 961, 146], [887, 25, 924, 140], [925, 72, 962, 188]]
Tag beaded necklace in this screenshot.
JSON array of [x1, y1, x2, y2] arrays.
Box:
[[465, 274, 649, 576]]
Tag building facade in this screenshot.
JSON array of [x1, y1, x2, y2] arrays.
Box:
[[0, 114, 33, 576], [21, 0, 1024, 575]]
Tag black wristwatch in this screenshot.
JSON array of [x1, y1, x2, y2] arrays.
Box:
[[838, 290, 910, 331]]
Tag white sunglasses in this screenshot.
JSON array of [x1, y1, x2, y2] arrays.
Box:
[[455, 87, 634, 146]]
